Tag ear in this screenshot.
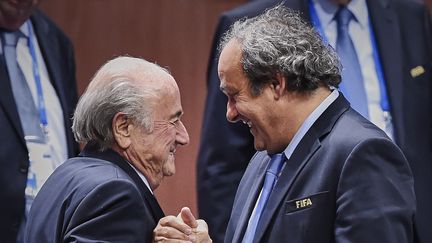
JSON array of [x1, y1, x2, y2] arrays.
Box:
[[271, 73, 286, 100], [112, 112, 132, 150]]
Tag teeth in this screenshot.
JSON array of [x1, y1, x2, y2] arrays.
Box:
[[242, 120, 252, 127]]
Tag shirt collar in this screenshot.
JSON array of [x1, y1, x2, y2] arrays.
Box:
[[19, 20, 31, 39], [312, 0, 369, 29], [282, 89, 339, 160], [129, 163, 153, 194]]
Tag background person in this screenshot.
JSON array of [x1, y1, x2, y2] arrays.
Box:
[[0, 0, 78, 242]]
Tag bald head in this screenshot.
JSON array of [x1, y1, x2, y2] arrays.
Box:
[[72, 56, 177, 150]]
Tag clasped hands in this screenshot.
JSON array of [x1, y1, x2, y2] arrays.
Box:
[[153, 207, 212, 243]]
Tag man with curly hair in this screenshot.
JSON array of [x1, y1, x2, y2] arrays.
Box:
[[219, 5, 415, 243]]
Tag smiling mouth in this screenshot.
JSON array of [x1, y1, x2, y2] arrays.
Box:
[[169, 149, 176, 156]]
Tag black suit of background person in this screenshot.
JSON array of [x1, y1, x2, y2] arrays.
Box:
[[197, 0, 432, 242], [0, 2, 78, 242]]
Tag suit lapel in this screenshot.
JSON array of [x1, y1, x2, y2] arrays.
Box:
[[232, 156, 269, 243], [0, 50, 26, 146], [366, 0, 405, 142], [252, 131, 321, 243], [0, 21, 37, 147], [253, 94, 350, 243]]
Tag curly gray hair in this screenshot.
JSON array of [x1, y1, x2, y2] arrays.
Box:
[[72, 56, 170, 151], [220, 4, 341, 95]]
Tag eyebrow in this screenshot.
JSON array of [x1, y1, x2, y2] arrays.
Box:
[[220, 83, 233, 94], [170, 110, 183, 120], [219, 83, 226, 93]]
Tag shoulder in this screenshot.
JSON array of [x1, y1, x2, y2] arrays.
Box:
[[329, 109, 390, 147], [52, 157, 138, 197], [217, 0, 290, 32], [221, 0, 279, 22], [69, 156, 133, 178], [389, 0, 428, 14], [328, 110, 411, 177], [30, 9, 73, 46], [316, 108, 410, 171], [382, 0, 431, 26]]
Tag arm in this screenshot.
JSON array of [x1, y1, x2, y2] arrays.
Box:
[[335, 138, 415, 243]]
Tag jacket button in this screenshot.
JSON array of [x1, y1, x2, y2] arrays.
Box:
[[12, 221, 20, 230], [19, 166, 28, 174]]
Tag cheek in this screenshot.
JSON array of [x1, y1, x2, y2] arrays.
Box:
[[154, 131, 176, 167], [159, 127, 176, 142]]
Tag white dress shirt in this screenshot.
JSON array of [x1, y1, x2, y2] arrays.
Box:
[[17, 21, 68, 167]]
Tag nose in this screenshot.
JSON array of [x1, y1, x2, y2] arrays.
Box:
[[226, 99, 240, 123], [176, 121, 190, 146]]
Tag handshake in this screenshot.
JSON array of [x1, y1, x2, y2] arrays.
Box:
[[154, 207, 212, 243]]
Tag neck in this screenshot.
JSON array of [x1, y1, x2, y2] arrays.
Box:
[[332, 0, 351, 5], [277, 86, 331, 150]]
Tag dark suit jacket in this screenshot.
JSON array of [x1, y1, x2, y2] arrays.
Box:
[[197, 0, 432, 242], [25, 143, 165, 243], [0, 9, 78, 242], [225, 94, 416, 243]]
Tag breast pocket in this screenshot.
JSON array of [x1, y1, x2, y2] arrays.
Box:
[[277, 191, 334, 242], [285, 191, 330, 215]]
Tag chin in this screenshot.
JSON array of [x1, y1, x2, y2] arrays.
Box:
[[253, 142, 266, 151], [163, 169, 175, 177], [163, 161, 176, 177], [0, 20, 24, 31]]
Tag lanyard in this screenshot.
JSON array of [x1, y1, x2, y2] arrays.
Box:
[[27, 23, 49, 132], [308, 0, 390, 112]]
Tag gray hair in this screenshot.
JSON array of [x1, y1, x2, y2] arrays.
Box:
[[72, 56, 171, 150], [220, 4, 341, 95]]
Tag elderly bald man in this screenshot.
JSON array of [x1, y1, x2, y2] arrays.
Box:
[[24, 56, 201, 242]]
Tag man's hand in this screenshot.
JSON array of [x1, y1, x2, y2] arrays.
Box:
[[153, 207, 212, 243]]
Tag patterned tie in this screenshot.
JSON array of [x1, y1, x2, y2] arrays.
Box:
[[2, 31, 44, 138], [336, 6, 369, 118], [242, 153, 285, 243]]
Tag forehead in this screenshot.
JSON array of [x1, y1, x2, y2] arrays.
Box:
[[218, 39, 243, 76], [153, 74, 183, 119], [218, 39, 246, 91]]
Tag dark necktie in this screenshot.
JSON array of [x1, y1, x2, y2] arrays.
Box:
[[242, 153, 285, 243], [336, 6, 369, 118], [2, 31, 43, 138]]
